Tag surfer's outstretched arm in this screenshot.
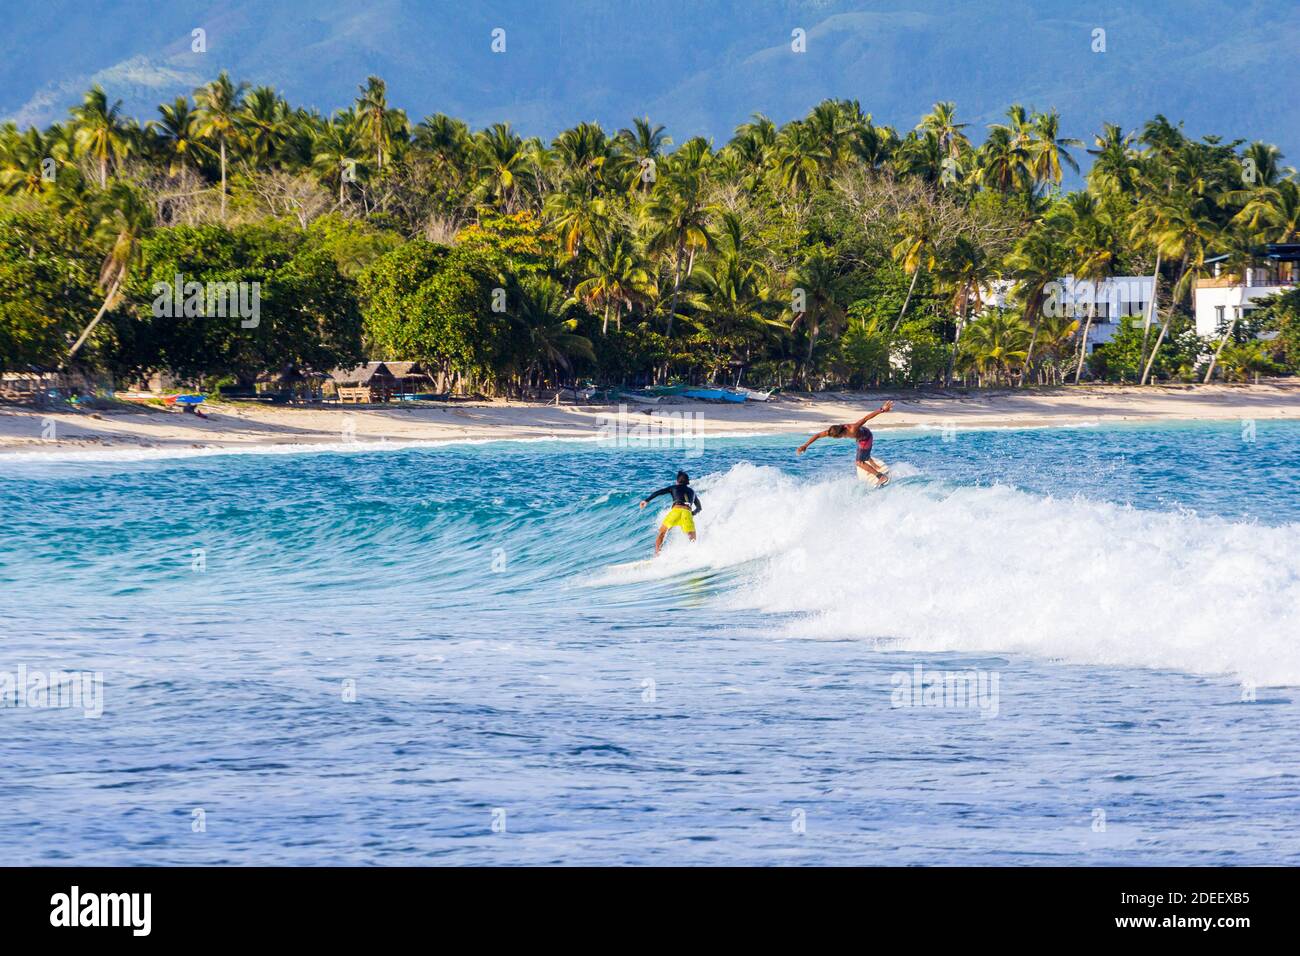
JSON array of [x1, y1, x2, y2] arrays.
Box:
[[639, 486, 672, 508], [848, 400, 894, 434], [796, 430, 831, 455]]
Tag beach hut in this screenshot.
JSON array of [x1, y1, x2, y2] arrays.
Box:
[[327, 361, 433, 403]]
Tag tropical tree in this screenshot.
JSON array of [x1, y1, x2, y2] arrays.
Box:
[[311, 116, 366, 202], [71, 85, 134, 187], [473, 123, 537, 213], [355, 76, 408, 172], [513, 275, 595, 383], [1005, 217, 1071, 383], [66, 184, 154, 363], [643, 164, 712, 337], [194, 71, 249, 218], [574, 229, 650, 334], [788, 244, 847, 379], [959, 311, 1032, 384], [148, 97, 209, 176], [919, 101, 970, 160]]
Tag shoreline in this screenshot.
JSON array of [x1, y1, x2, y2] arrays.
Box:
[[3, 382, 1299, 458]]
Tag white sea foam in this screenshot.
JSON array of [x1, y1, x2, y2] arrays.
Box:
[[618, 462, 1300, 686]]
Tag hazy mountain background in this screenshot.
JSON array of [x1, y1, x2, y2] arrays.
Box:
[[3, 0, 1297, 171]]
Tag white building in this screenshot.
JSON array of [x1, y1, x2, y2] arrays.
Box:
[[981, 275, 1155, 352], [1193, 244, 1300, 338]]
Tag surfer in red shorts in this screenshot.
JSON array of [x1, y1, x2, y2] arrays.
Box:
[[795, 401, 894, 486]]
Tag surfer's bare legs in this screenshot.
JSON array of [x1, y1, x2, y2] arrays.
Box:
[[687, 531, 697, 543], [858, 461, 889, 487], [655, 526, 669, 556]]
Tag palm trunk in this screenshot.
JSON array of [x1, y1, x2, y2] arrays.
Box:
[[1138, 253, 1161, 368], [1020, 291, 1044, 387], [1204, 314, 1238, 383], [665, 242, 685, 337], [891, 268, 921, 333], [1140, 311, 1170, 385], [1073, 297, 1095, 384], [219, 138, 228, 219], [99, 157, 108, 188], [602, 302, 611, 336], [946, 298, 969, 386], [66, 277, 121, 364]]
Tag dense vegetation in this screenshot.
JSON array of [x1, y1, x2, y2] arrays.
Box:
[[3, 73, 1299, 393]]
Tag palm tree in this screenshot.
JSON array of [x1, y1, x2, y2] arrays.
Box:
[[890, 209, 938, 331], [546, 186, 609, 281], [727, 113, 777, 183], [515, 276, 596, 383], [148, 96, 208, 175], [933, 236, 992, 384], [0, 126, 59, 195], [959, 312, 1032, 385], [66, 184, 154, 363], [1058, 193, 1119, 382], [1086, 123, 1140, 196], [473, 123, 537, 213], [1028, 109, 1082, 188], [71, 85, 133, 187], [617, 117, 670, 191], [918, 101, 970, 159], [1030, 313, 1081, 384], [976, 124, 1031, 193], [1138, 188, 1217, 384], [643, 165, 712, 337], [574, 230, 651, 334], [772, 122, 829, 197], [1235, 178, 1300, 243], [788, 245, 847, 379], [355, 76, 408, 171], [239, 86, 291, 168], [1005, 218, 1071, 384], [194, 71, 249, 218], [311, 117, 366, 202], [692, 214, 781, 377]]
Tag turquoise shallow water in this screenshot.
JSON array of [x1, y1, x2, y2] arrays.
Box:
[[1, 420, 1299, 864]]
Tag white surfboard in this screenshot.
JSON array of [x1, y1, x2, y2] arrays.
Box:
[[607, 558, 656, 572], [856, 458, 891, 486]]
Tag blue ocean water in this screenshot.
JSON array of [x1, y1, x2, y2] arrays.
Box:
[[1, 420, 1298, 865]]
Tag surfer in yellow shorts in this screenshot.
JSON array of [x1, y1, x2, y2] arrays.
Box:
[[639, 471, 703, 555]]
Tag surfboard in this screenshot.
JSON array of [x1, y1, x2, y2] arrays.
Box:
[[856, 458, 890, 486], [608, 558, 656, 572]]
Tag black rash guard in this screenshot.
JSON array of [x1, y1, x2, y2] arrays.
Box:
[[644, 484, 702, 513]]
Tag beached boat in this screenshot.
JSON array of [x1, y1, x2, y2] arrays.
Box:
[[615, 389, 664, 405], [680, 387, 746, 402]]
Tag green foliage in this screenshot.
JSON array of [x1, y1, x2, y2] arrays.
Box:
[[359, 240, 513, 386], [1253, 288, 1300, 372], [114, 222, 364, 383], [1089, 319, 1150, 383], [2, 75, 1295, 392], [0, 204, 98, 368]]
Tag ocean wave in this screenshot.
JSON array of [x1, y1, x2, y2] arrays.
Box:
[[600, 461, 1300, 686]]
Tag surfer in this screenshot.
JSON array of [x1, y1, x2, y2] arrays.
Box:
[[639, 470, 703, 555], [796, 401, 894, 486]]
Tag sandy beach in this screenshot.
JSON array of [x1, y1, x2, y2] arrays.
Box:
[[2, 382, 1299, 455]]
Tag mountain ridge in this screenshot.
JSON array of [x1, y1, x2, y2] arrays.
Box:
[[3, 0, 1297, 166]]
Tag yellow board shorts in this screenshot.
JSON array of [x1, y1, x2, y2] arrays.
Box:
[[660, 506, 696, 533]]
